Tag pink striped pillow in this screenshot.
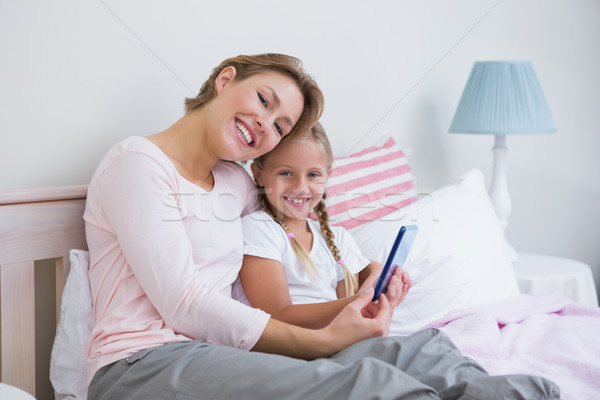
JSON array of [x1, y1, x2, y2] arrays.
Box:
[[325, 138, 417, 232]]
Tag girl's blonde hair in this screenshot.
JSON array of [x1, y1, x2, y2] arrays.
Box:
[[185, 53, 324, 142], [254, 122, 358, 297]]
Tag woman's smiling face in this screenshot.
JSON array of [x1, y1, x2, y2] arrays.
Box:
[[209, 68, 305, 162]]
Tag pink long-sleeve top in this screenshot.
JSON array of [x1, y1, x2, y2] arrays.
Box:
[[83, 136, 270, 383]]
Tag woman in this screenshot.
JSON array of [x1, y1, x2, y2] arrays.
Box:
[[84, 53, 559, 400]]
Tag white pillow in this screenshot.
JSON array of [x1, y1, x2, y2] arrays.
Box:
[[352, 169, 520, 336], [0, 383, 36, 400], [50, 249, 92, 400]]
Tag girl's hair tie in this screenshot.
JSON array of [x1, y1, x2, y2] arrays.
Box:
[[336, 259, 344, 265], [286, 233, 295, 239]]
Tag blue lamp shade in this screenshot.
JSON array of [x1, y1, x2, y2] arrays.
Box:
[[449, 61, 556, 134]]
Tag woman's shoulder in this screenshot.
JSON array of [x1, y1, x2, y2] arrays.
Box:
[[108, 135, 159, 152], [90, 136, 173, 181], [97, 136, 171, 169], [214, 160, 253, 180]]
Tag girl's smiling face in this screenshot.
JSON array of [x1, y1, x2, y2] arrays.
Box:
[[252, 139, 330, 224], [209, 68, 304, 162]]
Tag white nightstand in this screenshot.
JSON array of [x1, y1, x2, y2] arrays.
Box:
[[512, 253, 598, 307]]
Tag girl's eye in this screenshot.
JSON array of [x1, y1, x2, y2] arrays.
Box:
[[279, 171, 292, 177], [274, 123, 283, 136], [257, 92, 268, 107], [309, 172, 321, 179]]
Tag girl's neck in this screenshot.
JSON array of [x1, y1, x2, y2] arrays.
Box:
[[282, 217, 310, 234], [283, 217, 313, 252], [148, 110, 217, 189]]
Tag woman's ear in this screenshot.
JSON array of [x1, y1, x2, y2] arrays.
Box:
[[250, 163, 264, 186], [215, 66, 237, 94]]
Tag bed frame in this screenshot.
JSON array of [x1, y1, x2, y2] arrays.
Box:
[[0, 186, 88, 400]]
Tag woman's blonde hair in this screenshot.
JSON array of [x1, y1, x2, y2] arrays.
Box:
[[254, 122, 358, 297], [185, 53, 324, 141]]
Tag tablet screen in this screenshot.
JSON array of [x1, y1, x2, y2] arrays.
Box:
[[372, 225, 418, 301]]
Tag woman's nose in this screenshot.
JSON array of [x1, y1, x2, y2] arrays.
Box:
[[255, 114, 274, 136]]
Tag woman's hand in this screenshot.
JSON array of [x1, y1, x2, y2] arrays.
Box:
[[324, 287, 392, 348]]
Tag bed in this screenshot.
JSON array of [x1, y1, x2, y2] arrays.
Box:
[[1, 137, 599, 400], [0, 186, 87, 399]]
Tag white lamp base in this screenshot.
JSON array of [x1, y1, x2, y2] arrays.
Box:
[[488, 135, 511, 231]]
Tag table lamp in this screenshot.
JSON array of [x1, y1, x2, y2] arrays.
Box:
[[449, 61, 556, 231]]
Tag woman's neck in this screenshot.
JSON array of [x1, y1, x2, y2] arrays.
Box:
[[148, 111, 217, 189]]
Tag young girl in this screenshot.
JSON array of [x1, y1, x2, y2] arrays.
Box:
[[236, 122, 412, 330]]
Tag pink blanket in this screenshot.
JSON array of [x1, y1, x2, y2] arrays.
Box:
[[429, 294, 600, 400]]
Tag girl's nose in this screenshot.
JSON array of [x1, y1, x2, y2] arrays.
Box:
[[292, 176, 307, 191]]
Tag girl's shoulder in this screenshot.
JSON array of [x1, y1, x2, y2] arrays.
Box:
[[312, 218, 351, 241], [242, 209, 276, 226], [329, 223, 351, 238], [307, 217, 323, 233], [242, 210, 286, 244]]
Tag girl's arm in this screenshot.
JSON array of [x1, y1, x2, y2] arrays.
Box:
[[241, 255, 409, 330], [240, 255, 359, 329], [335, 261, 381, 299]]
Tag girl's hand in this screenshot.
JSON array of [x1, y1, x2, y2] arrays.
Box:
[[386, 267, 411, 308], [375, 266, 412, 309]]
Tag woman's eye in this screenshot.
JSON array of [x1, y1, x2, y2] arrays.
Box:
[[274, 123, 283, 136], [257, 92, 268, 107]]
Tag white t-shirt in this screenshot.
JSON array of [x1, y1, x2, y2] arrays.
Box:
[[84, 136, 270, 383], [235, 210, 370, 305]]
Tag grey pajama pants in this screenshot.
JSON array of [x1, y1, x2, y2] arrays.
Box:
[[88, 328, 560, 400]]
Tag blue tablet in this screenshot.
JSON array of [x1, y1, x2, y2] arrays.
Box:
[[372, 225, 418, 301]]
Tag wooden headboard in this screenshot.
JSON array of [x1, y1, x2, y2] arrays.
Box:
[[0, 186, 88, 399]]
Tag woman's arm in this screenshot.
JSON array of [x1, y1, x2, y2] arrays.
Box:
[[89, 151, 271, 349], [240, 255, 358, 329], [252, 288, 392, 359]]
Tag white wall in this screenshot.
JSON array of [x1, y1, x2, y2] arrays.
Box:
[[2, 1, 599, 296]]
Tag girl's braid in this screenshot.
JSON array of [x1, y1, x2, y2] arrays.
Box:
[[314, 198, 357, 296]]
